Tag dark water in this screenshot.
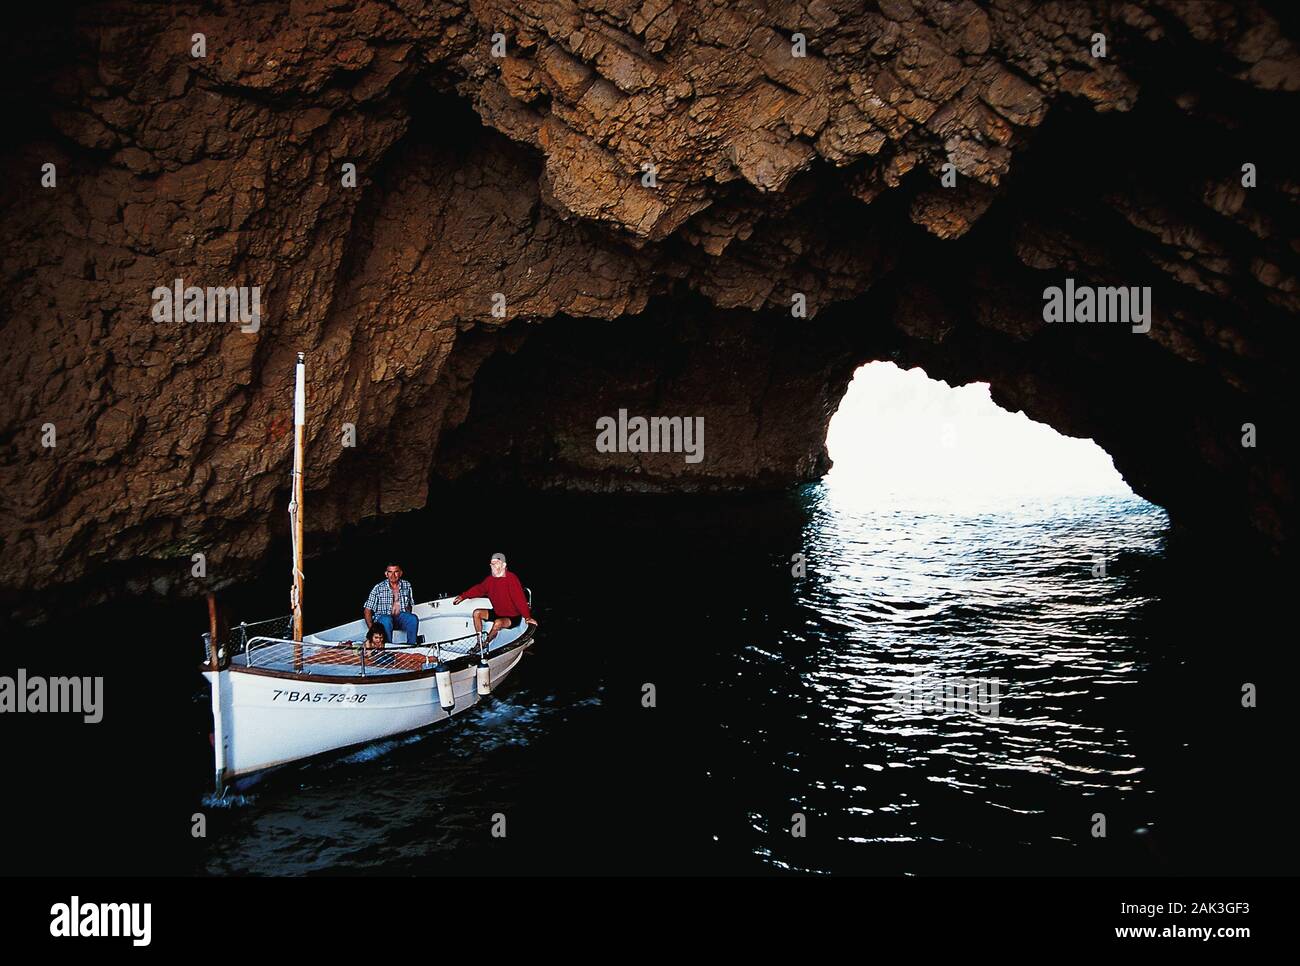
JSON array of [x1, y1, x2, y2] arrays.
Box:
[[6, 482, 1294, 875]]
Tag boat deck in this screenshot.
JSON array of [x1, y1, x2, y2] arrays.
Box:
[[222, 598, 533, 677], [231, 644, 441, 676]]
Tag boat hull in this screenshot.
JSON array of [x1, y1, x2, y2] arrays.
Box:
[[203, 641, 528, 784]]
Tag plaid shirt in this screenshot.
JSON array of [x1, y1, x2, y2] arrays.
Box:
[[365, 579, 415, 616]]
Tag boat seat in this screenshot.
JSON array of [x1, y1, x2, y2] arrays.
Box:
[[389, 629, 424, 645]]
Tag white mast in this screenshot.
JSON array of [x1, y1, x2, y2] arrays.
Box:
[[290, 352, 306, 668]]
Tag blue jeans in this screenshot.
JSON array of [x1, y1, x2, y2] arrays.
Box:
[[374, 611, 419, 645]]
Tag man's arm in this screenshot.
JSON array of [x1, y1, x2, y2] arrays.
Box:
[[455, 579, 486, 604], [364, 608, 375, 625], [363, 584, 379, 622]]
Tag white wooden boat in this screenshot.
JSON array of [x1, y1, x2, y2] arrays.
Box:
[[202, 597, 534, 789], [200, 354, 535, 792]]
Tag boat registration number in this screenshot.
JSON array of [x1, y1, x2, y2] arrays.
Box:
[[271, 689, 367, 704]]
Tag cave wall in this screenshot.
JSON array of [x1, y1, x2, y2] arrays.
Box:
[[1, 0, 1297, 617], [433, 304, 857, 492]]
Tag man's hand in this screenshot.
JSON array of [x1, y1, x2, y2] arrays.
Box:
[[453, 595, 464, 605], [525, 617, 538, 626]]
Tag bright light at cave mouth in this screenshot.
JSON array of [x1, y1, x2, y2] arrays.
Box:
[[825, 362, 1133, 505]]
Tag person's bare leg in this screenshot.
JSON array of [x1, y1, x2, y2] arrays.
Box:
[[484, 618, 510, 645], [472, 608, 488, 638]]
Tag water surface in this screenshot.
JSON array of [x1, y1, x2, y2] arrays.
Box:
[[174, 482, 1291, 875]]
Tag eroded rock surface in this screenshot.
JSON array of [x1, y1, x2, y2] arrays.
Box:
[[1, 0, 1297, 617]]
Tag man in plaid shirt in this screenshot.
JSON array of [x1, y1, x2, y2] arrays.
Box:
[[363, 563, 419, 645]]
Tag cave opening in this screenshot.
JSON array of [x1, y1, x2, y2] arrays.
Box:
[[824, 361, 1148, 511]]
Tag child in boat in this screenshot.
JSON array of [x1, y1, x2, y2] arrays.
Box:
[[344, 624, 388, 652], [343, 625, 398, 668], [365, 624, 400, 667]]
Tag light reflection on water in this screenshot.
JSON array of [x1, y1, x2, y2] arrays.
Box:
[[716, 483, 1172, 873]]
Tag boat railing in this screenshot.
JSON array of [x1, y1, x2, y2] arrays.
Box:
[[233, 616, 292, 657], [201, 615, 293, 670], [241, 631, 488, 676]]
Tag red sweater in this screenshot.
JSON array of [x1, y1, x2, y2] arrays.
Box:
[[460, 572, 532, 619]]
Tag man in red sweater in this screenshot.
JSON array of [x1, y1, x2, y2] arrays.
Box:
[[455, 552, 538, 645]]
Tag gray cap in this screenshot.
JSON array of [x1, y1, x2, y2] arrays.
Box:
[[491, 552, 507, 563]]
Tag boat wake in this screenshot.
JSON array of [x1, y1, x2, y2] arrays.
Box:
[[331, 731, 429, 767]]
